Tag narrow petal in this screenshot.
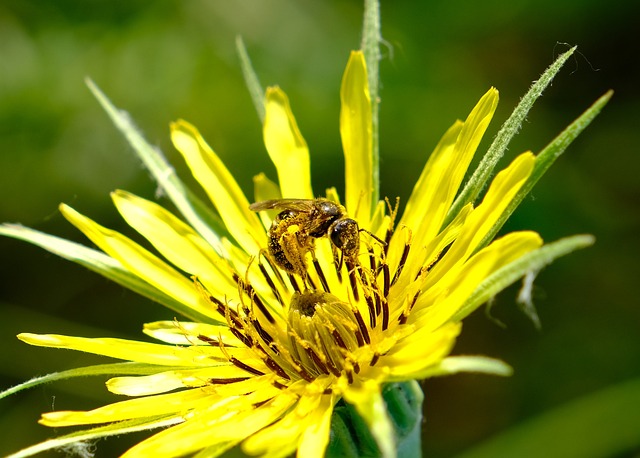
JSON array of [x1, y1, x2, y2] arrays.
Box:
[[426, 152, 536, 287], [60, 204, 218, 321], [170, 120, 264, 254], [415, 231, 543, 329], [17, 333, 225, 367], [121, 392, 297, 458], [395, 89, 498, 268], [142, 321, 242, 347], [112, 190, 236, 298], [40, 388, 212, 426], [106, 365, 262, 396], [253, 172, 282, 229], [382, 322, 461, 379], [340, 50, 373, 223], [263, 87, 314, 199], [340, 380, 395, 458]]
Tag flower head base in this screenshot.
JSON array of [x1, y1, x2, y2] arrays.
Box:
[[0, 44, 610, 458]]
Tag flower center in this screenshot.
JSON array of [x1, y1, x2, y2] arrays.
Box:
[[286, 291, 362, 379]]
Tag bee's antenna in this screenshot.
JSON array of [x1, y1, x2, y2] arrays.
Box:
[[359, 228, 386, 246]]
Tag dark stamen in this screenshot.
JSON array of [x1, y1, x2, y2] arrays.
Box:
[[230, 357, 265, 376], [347, 260, 360, 302], [259, 262, 285, 307], [391, 242, 411, 287], [288, 273, 301, 293], [304, 347, 330, 375], [209, 377, 249, 384], [264, 357, 291, 380], [197, 334, 221, 346], [369, 353, 380, 367], [353, 308, 371, 345]]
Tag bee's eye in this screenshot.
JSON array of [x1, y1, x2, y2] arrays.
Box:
[[330, 219, 359, 252]]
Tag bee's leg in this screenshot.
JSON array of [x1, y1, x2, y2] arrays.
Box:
[[281, 230, 308, 279]]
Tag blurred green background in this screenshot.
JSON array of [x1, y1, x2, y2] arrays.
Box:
[[1, 0, 638, 456]]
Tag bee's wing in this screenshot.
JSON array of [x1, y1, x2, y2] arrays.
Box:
[[249, 199, 317, 212]]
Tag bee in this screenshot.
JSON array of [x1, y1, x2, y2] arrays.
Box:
[[249, 198, 361, 277]]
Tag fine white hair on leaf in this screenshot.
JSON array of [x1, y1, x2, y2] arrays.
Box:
[[517, 270, 541, 330], [61, 440, 97, 458]]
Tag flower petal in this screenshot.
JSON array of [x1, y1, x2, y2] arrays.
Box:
[[341, 50, 373, 223], [242, 393, 333, 458], [142, 321, 243, 347], [112, 190, 237, 299], [17, 333, 224, 366], [263, 87, 314, 199], [426, 152, 536, 286], [392, 89, 499, 272], [121, 391, 296, 458], [40, 388, 212, 426], [170, 120, 264, 254], [340, 380, 394, 458], [60, 204, 219, 321], [415, 231, 543, 329], [381, 322, 461, 380], [107, 365, 263, 396]]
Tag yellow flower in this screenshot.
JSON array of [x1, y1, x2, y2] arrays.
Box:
[[1, 46, 608, 458]]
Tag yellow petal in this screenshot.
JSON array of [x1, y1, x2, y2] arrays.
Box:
[[112, 191, 237, 299], [170, 120, 264, 254], [340, 379, 394, 458], [107, 365, 261, 396], [382, 322, 461, 379], [297, 395, 334, 458], [241, 393, 333, 458], [392, 89, 498, 273], [142, 321, 243, 347], [60, 204, 219, 320], [40, 388, 212, 426], [253, 172, 282, 229], [341, 50, 373, 224], [415, 231, 543, 329], [17, 333, 224, 366], [263, 87, 314, 199], [426, 152, 535, 287], [121, 391, 296, 458]]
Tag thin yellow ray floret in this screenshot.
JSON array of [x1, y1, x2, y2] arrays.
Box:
[[40, 387, 213, 426], [112, 190, 237, 299], [142, 321, 243, 347], [263, 87, 314, 200], [60, 204, 218, 320], [121, 390, 297, 458], [17, 333, 226, 367], [107, 364, 266, 396], [242, 393, 333, 458], [171, 120, 265, 254], [341, 50, 373, 224], [393, 88, 498, 273], [414, 231, 543, 329], [426, 152, 535, 287]]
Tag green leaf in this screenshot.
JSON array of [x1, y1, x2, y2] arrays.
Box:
[[361, 0, 381, 207], [6, 414, 180, 458], [85, 78, 232, 253], [0, 362, 177, 400], [457, 377, 640, 458], [476, 90, 613, 252], [453, 234, 595, 322], [0, 224, 216, 324], [444, 47, 577, 228], [326, 381, 423, 458], [236, 35, 266, 124]]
